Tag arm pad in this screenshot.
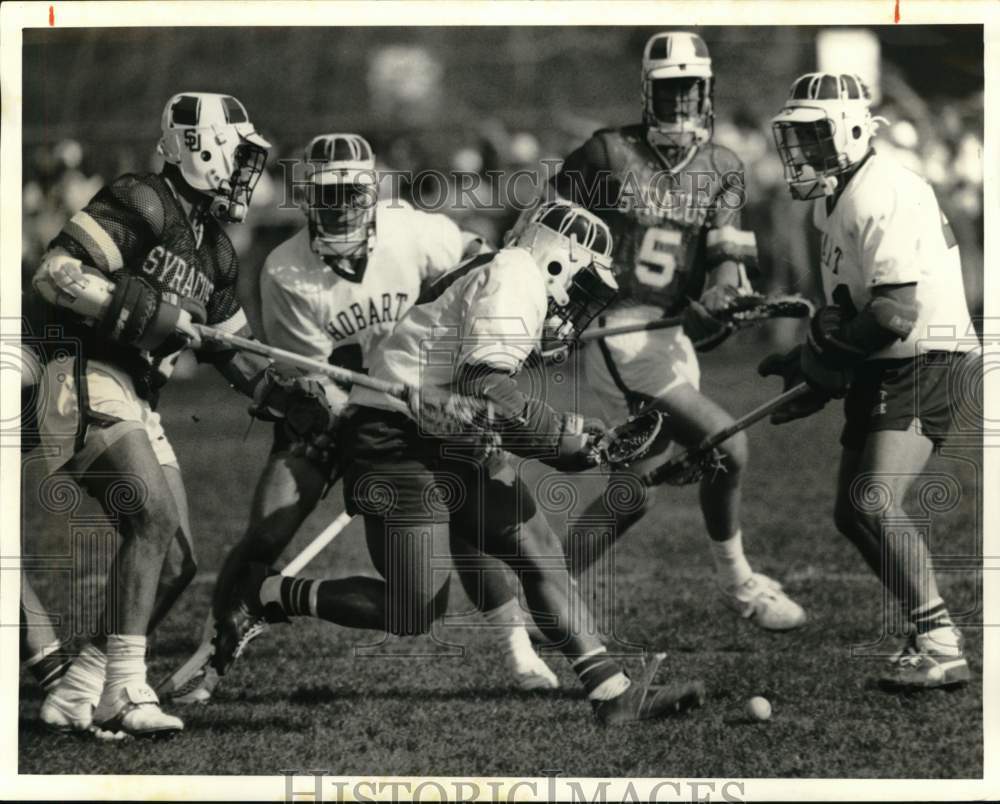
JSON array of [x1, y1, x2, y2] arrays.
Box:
[[840, 294, 919, 352], [96, 274, 186, 352], [455, 363, 599, 468], [455, 364, 563, 442], [808, 291, 919, 370]]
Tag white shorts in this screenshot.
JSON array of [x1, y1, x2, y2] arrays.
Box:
[[36, 355, 177, 475], [582, 304, 700, 422]]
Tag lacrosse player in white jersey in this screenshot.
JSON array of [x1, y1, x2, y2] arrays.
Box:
[[763, 72, 978, 689], [221, 199, 707, 725], [162, 134, 557, 704]]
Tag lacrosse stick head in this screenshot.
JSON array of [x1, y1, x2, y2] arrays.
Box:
[[597, 409, 665, 468], [726, 293, 814, 326]]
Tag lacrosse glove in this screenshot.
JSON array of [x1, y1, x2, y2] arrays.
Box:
[[682, 298, 734, 353], [757, 346, 830, 425], [542, 413, 606, 472], [250, 368, 339, 465]]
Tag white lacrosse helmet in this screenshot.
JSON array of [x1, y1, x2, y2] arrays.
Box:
[[508, 200, 618, 343], [771, 72, 882, 200], [157, 92, 271, 223], [642, 32, 714, 153], [303, 133, 378, 282]]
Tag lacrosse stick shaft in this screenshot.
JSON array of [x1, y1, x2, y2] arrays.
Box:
[[578, 316, 684, 343], [644, 383, 811, 486], [694, 382, 811, 452], [578, 294, 814, 344], [282, 511, 353, 576], [195, 325, 409, 401]]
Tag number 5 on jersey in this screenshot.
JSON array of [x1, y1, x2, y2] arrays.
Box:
[[635, 227, 682, 288]]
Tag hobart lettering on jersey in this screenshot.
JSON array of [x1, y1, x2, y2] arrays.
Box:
[[325, 292, 409, 342], [140, 245, 215, 305]]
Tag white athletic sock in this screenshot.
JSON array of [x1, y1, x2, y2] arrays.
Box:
[[259, 575, 283, 608], [710, 530, 754, 589], [54, 642, 106, 703], [481, 599, 532, 655], [572, 647, 632, 701], [920, 625, 962, 656], [102, 635, 148, 696], [590, 672, 632, 701]]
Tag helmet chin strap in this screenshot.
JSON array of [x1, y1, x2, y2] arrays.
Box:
[[647, 129, 700, 173]]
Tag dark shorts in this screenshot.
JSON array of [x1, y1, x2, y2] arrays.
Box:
[[840, 350, 981, 451], [341, 406, 506, 523]]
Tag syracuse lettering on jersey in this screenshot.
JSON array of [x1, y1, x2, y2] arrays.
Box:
[[140, 245, 215, 305], [615, 172, 722, 229], [325, 292, 410, 342]]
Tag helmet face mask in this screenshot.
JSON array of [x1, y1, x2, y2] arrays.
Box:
[[508, 200, 617, 347], [642, 32, 714, 157], [303, 134, 378, 282], [158, 93, 271, 223], [647, 76, 713, 149], [543, 262, 619, 348], [772, 117, 845, 200], [771, 73, 879, 201], [212, 140, 268, 222]]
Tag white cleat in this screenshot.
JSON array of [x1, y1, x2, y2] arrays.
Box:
[[40, 685, 97, 734], [93, 683, 184, 738], [719, 572, 806, 631], [505, 648, 560, 690]]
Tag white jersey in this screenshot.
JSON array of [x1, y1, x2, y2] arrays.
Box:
[[812, 151, 976, 360], [350, 248, 548, 417], [260, 200, 462, 410]]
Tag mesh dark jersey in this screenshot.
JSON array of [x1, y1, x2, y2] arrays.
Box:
[[552, 124, 756, 316], [48, 172, 245, 399]]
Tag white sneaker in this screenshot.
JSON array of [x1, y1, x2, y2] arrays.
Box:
[[504, 646, 560, 690], [93, 683, 184, 738], [40, 684, 97, 733], [880, 628, 971, 690], [719, 573, 806, 631]]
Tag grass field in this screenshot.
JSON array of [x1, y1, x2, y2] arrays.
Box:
[[17, 338, 983, 778]]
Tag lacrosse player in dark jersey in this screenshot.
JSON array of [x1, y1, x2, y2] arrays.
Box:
[[29, 92, 316, 737], [551, 32, 805, 630]]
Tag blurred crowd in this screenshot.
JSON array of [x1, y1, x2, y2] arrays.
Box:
[[22, 72, 985, 331]]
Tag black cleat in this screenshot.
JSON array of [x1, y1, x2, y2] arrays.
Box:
[[211, 563, 287, 676], [592, 653, 705, 726]]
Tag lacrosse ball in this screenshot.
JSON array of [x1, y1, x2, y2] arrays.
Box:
[[746, 696, 771, 721]]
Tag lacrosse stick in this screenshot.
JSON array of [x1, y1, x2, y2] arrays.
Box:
[[156, 511, 354, 699], [282, 511, 353, 576], [196, 325, 503, 438], [196, 325, 410, 400], [642, 382, 812, 487], [578, 293, 814, 343], [595, 408, 666, 468]]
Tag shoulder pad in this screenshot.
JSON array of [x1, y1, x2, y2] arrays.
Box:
[[106, 173, 167, 237], [705, 143, 745, 176]]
